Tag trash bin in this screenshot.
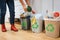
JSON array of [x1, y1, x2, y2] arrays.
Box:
[[20, 16, 31, 30], [44, 18, 60, 37], [20, 6, 32, 30], [31, 14, 43, 33]]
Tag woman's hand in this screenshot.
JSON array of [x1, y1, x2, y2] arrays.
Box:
[[32, 10, 35, 14], [23, 6, 35, 14], [23, 6, 27, 12]]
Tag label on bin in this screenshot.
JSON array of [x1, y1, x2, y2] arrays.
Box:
[[32, 22, 38, 29], [31, 17, 38, 29], [22, 21, 27, 27], [46, 24, 54, 32]]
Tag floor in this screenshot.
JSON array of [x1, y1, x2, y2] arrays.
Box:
[[0, 23, 60, 40]]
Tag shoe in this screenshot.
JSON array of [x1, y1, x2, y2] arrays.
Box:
[[1, 24, 7, 32], [11, 24, 18, 32]]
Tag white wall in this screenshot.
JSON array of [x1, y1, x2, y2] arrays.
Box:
[[31, 0, 42, 13], [54, 0, 60, 12], [42, 0, 53, 17]]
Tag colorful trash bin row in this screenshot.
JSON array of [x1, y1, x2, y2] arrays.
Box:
[[20, 12, 60, 38]]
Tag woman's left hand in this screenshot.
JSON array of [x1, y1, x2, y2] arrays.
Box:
[[32, 10, 35, 14]]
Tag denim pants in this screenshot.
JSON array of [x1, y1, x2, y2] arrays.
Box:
[[0, 1, 1, 24], [0, 8, 1, 24], [0, 0, 15, 24]]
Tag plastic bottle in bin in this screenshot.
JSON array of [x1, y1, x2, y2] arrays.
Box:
[[20, 6, 32, 30]]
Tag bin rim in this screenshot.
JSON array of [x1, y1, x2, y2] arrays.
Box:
[[20, 16, 30, 19], [44, 18, 60, 21]]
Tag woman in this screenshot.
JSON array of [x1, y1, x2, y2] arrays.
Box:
[[0, 0, 18, 32]]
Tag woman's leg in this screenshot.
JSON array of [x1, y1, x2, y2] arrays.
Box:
[[7, 0, 18, 31], [0, 0, 7, 32], [1, 0, 6, 24]]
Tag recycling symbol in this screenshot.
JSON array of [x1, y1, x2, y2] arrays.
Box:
[[32, 22, 38, 29], [46, 24, 54, 32], [22, 21, 27, 27], [31, 17, 38, 29]]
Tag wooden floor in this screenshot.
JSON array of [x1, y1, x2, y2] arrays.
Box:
[[0, 23, 60, 40]]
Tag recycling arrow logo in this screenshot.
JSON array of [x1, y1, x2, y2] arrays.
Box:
[[22, 21, 27, 27], [32, 22, 38, 29], [46, 24, 54, 32], [31, 17, 38, 29]]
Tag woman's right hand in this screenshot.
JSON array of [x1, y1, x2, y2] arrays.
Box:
[[32, 10, 35, 14], [23, 6, 27, 12], [23, 6, 35, 14]]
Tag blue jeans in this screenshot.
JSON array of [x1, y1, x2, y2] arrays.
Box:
[[0, 1, 1, 24], [0, 0, 15, 24]]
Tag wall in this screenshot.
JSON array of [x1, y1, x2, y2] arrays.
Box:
[[31, 0, 42, 13], [42, 0, 53, 17], [54, 0, 60, 12]]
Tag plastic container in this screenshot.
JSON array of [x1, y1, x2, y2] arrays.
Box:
[[31, 14, 43, 33], [20, 16, 31, 30], [44, 18, 60, 38]]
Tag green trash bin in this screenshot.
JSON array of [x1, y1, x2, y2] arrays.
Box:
[[20, 6, 32, 30], [20, 16, 31, 30]]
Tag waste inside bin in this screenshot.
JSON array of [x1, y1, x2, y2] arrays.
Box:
[[44, 18, 60, 38]]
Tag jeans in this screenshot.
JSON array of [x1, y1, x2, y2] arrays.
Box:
[[0, 0, 15, 24], [0, 1, 1, 24]]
